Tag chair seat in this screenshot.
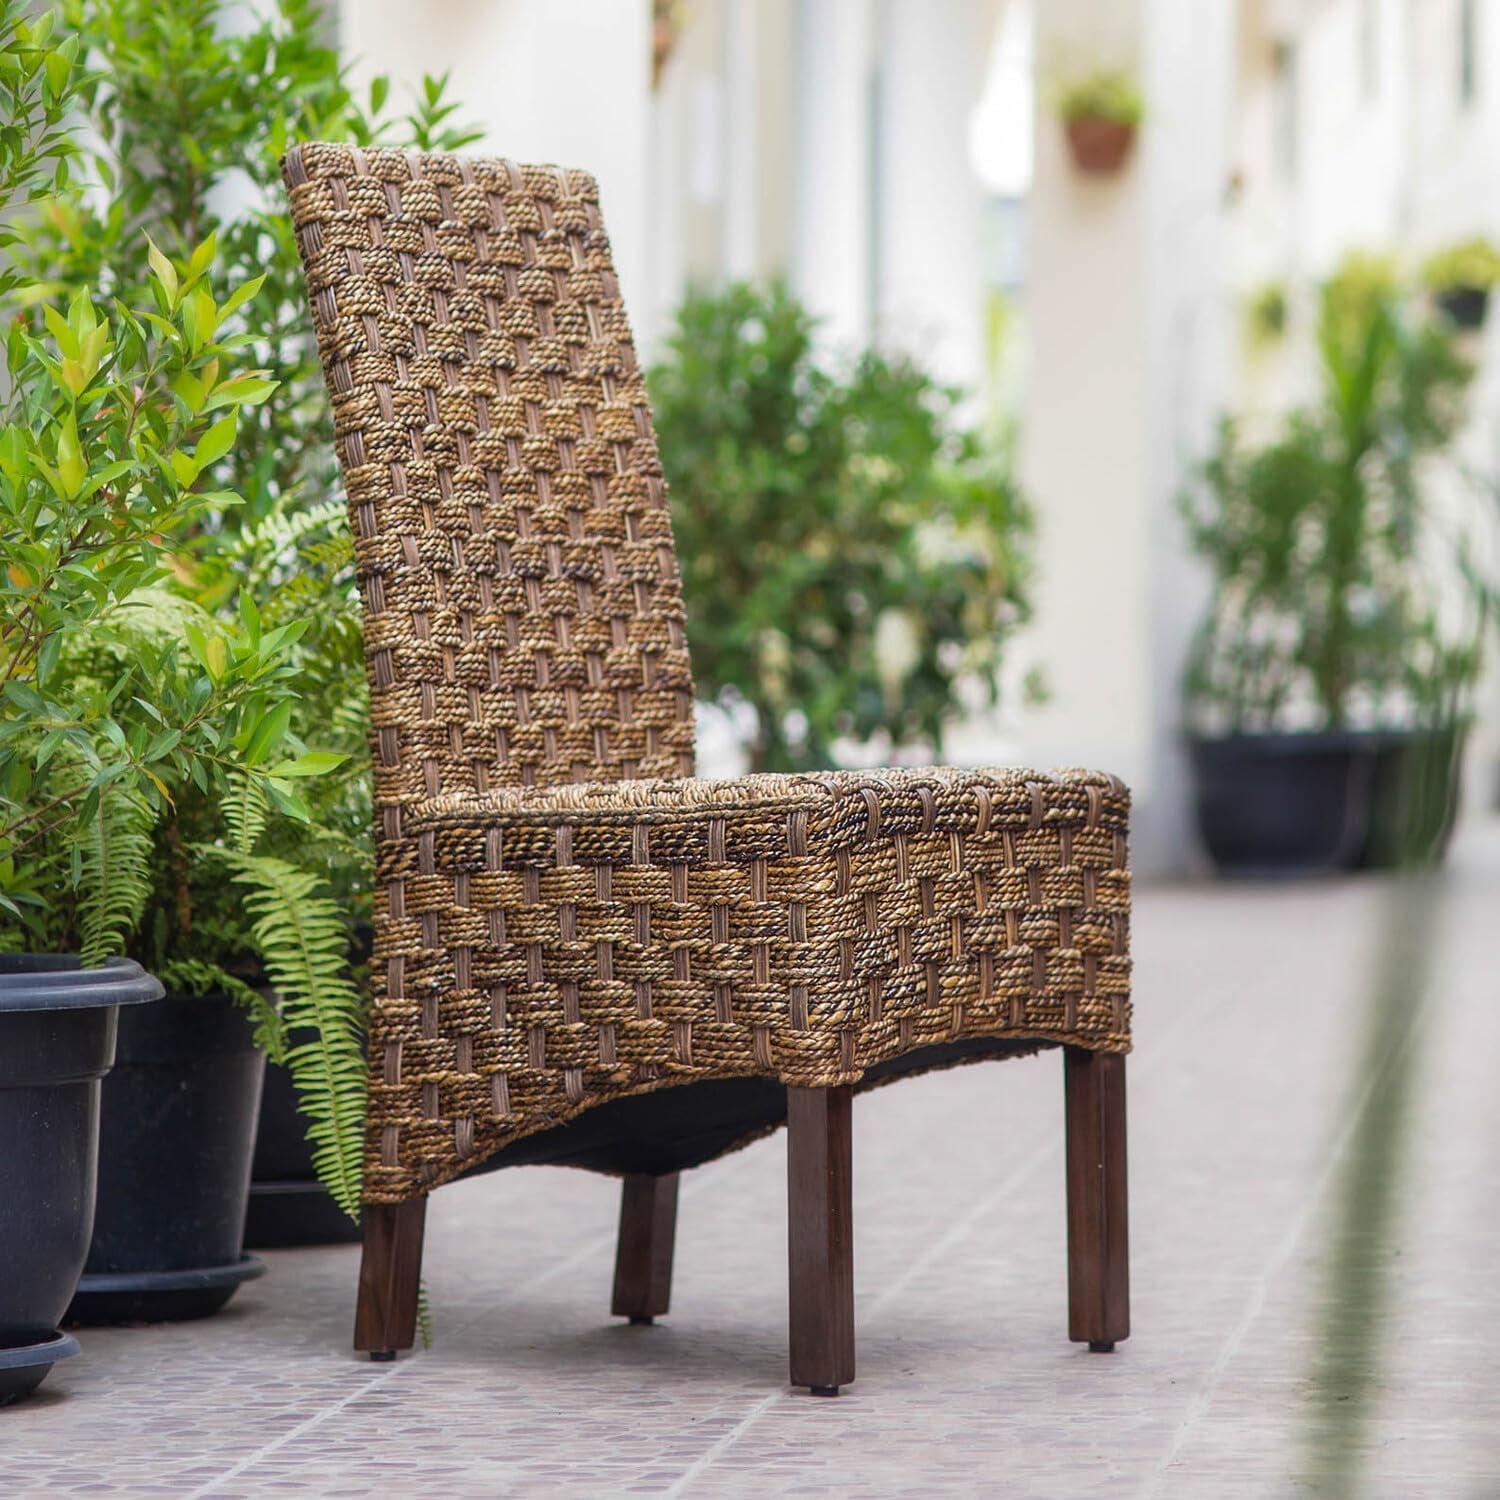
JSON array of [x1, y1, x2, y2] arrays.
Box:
[[369, 766, 1130, 1199]]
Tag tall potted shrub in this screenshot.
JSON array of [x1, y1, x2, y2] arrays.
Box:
[[18, 0, 482, 1268], [1181, 273, 1485, 875]]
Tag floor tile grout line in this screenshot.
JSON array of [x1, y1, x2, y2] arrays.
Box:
[[189, 1219, 625, 1497], [182, 1359, 405, 1500], [1134, 1007, 1427, 1500], [662, 1394, 781, 1500]]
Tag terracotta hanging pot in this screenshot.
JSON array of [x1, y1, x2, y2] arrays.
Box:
[[1065, 116, 1138, 175]]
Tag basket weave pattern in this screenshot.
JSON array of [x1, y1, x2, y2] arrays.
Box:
[[283, 144, 1132, 1202]]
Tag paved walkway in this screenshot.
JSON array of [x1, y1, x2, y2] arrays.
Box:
[[12, 827, 1500, 1498]]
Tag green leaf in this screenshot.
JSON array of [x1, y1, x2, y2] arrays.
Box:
[[146, 235, 179, 306], [193, 412, 238, 470], [242, 698, 293, 766], [55, 410, 85, 496], [263, 750, 346, 778]]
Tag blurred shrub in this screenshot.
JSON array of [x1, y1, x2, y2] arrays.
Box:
[[1052, 68, 1145, 126], [1420, 236, 1500, 294], [649, 282, 1037, 772], [1245, 280, 1289, 348]]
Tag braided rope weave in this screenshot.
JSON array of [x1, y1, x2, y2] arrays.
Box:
[[282, 145, 1132, 1202]]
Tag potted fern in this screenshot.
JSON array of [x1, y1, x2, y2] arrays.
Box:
[[1055, 67, 1144, 175]]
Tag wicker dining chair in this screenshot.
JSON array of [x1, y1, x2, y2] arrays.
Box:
[[282, 143, 1131, 1395]]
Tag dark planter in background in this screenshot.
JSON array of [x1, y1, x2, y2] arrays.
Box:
[[1190, 727, 1467, 877], [0, 956, 161, 1405], [1435, 285, 1489, 330], [67, 993, 266, 1325], [1189, 732, 1377, 876], [245, 1051, 361, 1249], [1064, 116, 1137, 174]]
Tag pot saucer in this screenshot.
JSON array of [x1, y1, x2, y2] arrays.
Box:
[[0, 1331, 80, 1407], [66, 1254, 265, 1326]]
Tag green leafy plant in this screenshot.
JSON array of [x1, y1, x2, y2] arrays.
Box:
[[15, 0, 479, 1218], [1246, 281, 1289, 348], [1420, 236, 1500, 295], [1181, 277, 1485, 734], [0, 8, 321, 970], [1053, 67, 1145, 126], [649, 282, 1037, 773], [1321, 250, 1401, 344]]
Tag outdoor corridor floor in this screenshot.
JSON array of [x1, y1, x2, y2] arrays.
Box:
[[14, 824, 1500, 1498]]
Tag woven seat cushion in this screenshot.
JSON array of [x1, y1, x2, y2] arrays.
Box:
[[370, 767, 1129, 1197]]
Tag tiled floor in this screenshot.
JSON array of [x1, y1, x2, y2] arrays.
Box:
[[11, 828, 1500, 1498]]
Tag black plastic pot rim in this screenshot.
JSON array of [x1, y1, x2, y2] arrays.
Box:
[[72, 1255, 265, 1297], [0, 1331, 80, 1368], [1186, 727, 1458, 754], [0, 955, 163, 1013]]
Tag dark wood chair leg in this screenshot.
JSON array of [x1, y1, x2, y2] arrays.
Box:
[[1064, 1046, 1129, 1351], [611, 1172, 680, 1324], [787, 1084, 855, 1396], [354, 1198, 427, 1361]]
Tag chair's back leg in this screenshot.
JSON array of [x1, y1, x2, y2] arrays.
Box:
[[612, 1173, 680, 1324], [1063, 1046, 1130, 1351], [787, 1084, 855, 1395], [354, 1198, 428, 1360]]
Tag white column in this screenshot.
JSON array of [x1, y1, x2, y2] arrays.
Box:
[[790, 0, 875, 350], [873, 0, 990, 388], [1019, 0, 1234, 872]]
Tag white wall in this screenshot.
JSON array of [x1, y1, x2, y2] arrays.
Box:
[[337, 0, 656, 338]]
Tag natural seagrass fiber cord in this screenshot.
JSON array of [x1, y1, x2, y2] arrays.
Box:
[[282, 144, 1132, 1204]]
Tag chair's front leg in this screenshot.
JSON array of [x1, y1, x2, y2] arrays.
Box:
[[612, 1172, 680, 1324], [354, 1198, 427, 1361], [787, 1084, 855, 1396], [1063, 1046, 1129, 1351]]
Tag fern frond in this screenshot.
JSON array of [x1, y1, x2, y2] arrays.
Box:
[[223, 770, 270, 854], [209, 848, 367, 1218], [157, 956, 288, 1064], [227, 497, 348, 592], [75, 783, 153, 966], [417, 1282, 434, 1349]]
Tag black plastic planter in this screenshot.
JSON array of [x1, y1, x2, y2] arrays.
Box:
[[1189, 732, 1377, 877], [245, 1056, 361, 1249], [1436, 285, 1489, 330], [0, 955, 161, 1404], [67, 993, 267, 1325]]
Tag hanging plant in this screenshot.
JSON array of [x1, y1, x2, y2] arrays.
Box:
[[1054, 68, 1144, 175], [1421, 237, 1500, 330]]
